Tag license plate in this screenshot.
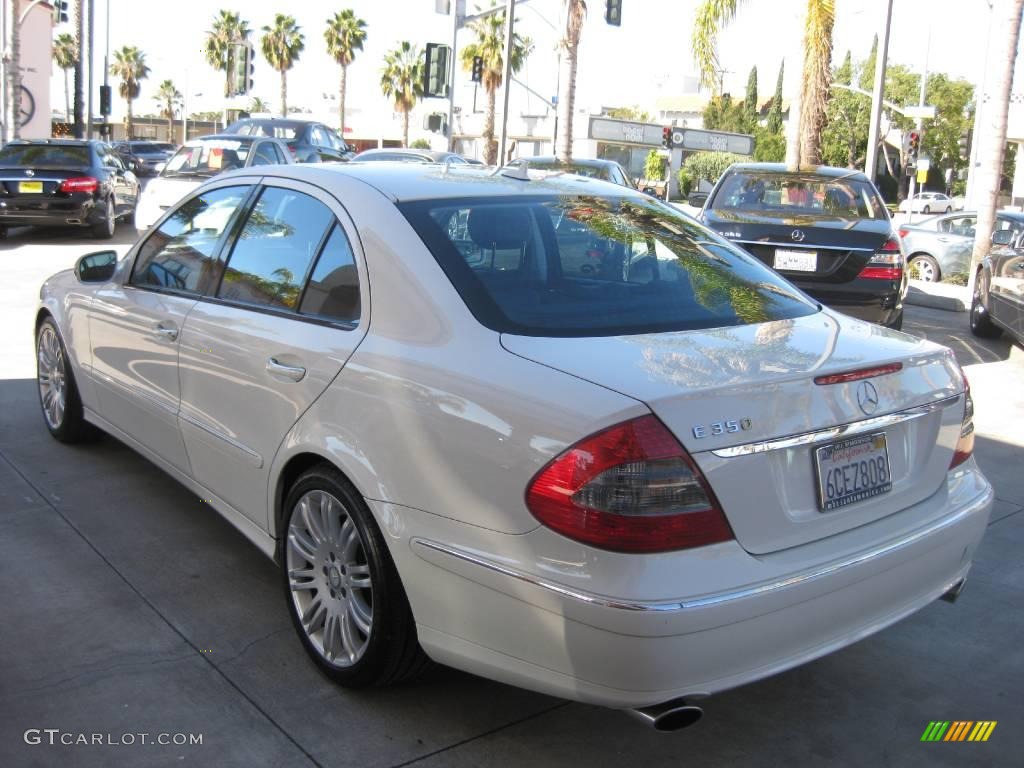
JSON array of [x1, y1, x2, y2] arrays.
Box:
[[19, 181, 43, 193], [774, 248, 817, 272], [814, 432, 892, 511]]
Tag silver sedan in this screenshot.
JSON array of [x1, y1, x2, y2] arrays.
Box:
[[900, 211, 1024, 282]]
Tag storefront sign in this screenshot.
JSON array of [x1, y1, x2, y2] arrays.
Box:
[[589, 118, 664, 147], [670, 128, 755, 156]]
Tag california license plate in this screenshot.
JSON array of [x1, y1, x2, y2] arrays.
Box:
[[774, 248, 817, 271], [814, 432, 892, 511], [19, 181, 43, 193]]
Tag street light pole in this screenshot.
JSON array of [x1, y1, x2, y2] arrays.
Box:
[[445, 0, 461, 152], [906, 25, 931, 225], [864, 0, 893, 182], [496, 0, 515, 165]]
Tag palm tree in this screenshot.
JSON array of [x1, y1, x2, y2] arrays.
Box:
[[53, 33, 77, 121], [380, 41, 423, 148], [110, 46, 150, 139], [261, 14, 305, 117], [248, 96, 271, 113], [460, 9, 532, 165], [204, 11, 251, 100], [325, 9, 367, 135], [968, 0, 1024, 295], [692, 0, 836, 168], [155, 80, 182, 144], [556, 0, 587, 163]]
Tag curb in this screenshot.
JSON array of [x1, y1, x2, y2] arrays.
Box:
[[905, 284, 968, 313]]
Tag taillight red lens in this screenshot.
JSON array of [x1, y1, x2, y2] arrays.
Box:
[[950, 379, 975, 469], [58, 176, 99, 193], [525, 415, 733, 553], [814, 362, 903, 385], [859, 236, 904, 279], [897, 228, 910, 239]]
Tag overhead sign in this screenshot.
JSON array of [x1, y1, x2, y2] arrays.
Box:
[[670, 128, 755, 156], [588, 117, 664, 147], [903, 105, 937, 120]]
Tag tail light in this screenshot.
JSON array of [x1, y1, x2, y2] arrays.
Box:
[[950, 378, 975, 469], [897, 228, 910, 239], [525, 415, 734, 553], [287, 142, 299, 157], [859, 235, 904, 280], [58, 176, 99, 194]]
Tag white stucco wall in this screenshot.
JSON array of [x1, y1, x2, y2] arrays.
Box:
[[18, 0, 53, 139]]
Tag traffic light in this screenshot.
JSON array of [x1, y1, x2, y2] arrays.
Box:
[[231, 42, 255, 96], [958, 130, 971, 160], [470, 56, 483, 84], [423, 43, 451, 99], [662, 126, 671, 148], [907, 131, 920, 163], [99, 85, 112, 116], [52, 1, 69, 24], [605, 0, 622, 26]]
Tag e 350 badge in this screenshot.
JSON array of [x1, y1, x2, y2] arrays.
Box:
[[692, 418, 752, 439]]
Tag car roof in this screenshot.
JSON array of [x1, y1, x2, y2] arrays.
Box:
[[186, 133, 261, 144], [232, 118, 318, 128], [723, 162, 870, 181], [525, 156, 619, 168], [242, 162, 650, 203], [6, 138, 93, 147]]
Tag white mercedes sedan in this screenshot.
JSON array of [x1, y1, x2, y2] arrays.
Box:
[[36, 163, 992, 731]]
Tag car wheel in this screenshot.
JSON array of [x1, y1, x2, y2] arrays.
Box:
[[909, 254, 940, 282], [92, 197, 116, 239], [36, 318, 98, 443], [884, 310, 903, 331], [969, 273, 1002, 339], [282, 464, 430, 687], [923, 205, 931, 214], [944, 206, 952, 213]]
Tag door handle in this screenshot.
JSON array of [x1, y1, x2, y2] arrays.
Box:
[[936, 237, 950, 243], [266, 357, 306, 382], [154, 322, 178, 341]]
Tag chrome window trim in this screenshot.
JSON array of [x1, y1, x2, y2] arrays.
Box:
[[710, 394, 961, 458]]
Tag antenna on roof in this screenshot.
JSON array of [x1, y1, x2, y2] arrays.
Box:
[[492, 158, 530, 180], [440, 155, 460, 175]]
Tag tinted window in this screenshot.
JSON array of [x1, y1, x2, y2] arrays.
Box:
[[162, 140, 251, 177], [251, 142, 279, 166], [131, 143, 161, 153], [401, 195, 816, 336], [939, 216, 976, 236], [299, 225, 361, 323], [131, 186, 250, 294], [0, 144, 91, 166], [218, 187, 334, 310], [711, 171, 887, 220]]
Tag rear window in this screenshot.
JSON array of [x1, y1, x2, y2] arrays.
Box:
[[400, 195, 816, 336], [710, 171, 887, 220], [130, 143, 161, 153], [242, 122, 303, 140], [162, 140, 251, 177], [0, 144, 91, 166], [528, 161, 610, 181]]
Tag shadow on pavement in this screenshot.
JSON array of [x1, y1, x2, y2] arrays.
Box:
[[903, 305, 1016, 366]]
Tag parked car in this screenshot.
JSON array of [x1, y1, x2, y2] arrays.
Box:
[[135, 134, 293, 231], [224, 117, 354, 163], [700, 162, 907, 329], [111, 140, 176, 176], [0, 138, 138, 239], [970, 227, 1024, 345], [352, 148, 469, 164], [508, 156, 635, 188], [899, 211, 1024, 282], [898, 191, 954, 214], [36, 163, 991, 728]]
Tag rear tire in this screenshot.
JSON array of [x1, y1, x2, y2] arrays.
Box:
[[92, 197, 116, 239], [944, 206, 952, 213], [923, 205, 931, 214], [884, 310, 904, 331], [36, 318, 99, 443], [970, 273, 1002, 339], [281, 464, 431, 687], [909, 254, 940, 282]]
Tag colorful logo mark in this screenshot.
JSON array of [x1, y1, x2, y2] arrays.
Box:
[[921, 721, 997, 742]]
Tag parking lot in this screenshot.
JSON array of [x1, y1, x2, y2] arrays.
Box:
[[1, 224, 1022, 767]]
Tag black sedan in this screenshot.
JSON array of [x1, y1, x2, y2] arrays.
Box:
[[0, 139, 139, 240], [223, 118, 353, 163], [111, 140, 176, 176], [701, 163, 906, 329], [971, 227, 1024, 345]]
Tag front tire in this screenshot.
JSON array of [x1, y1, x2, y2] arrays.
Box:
[[923, 205, 931, 214], [970, 273, 1002, 338], [36, 318, 98, 443], [282, 464, 430, 687], [884, 309, 904, 331], [944, 206, 952, 213], [92, 197, 116, 239], [909, 254, 940, 282]]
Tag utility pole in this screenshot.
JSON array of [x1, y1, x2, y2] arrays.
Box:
[[444, 0, 462, 152], [864, 0, 893, 182], [85, 0, 93, 137], [1, 0, 10, 143], [496, 0, 515, 165], [906, 26, 931, 225]]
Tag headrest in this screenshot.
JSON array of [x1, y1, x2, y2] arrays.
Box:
[[467, 206, 532, 250]]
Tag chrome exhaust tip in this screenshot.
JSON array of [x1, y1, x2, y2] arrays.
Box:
[[628, 700, 704, 732], [940, 577, 967, 603], [67, 218, 82, 224]]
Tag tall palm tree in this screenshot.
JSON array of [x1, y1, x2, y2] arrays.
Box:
[[380, 41, 423, 148], [324, 9, 367, 135], [556, 0, 587, 163], [969, 0, 1024, 294], [692, 0, 836, 168], [110, 46, 150, 139], [53, 33, 78, 121], [460, 9, 532, 165], [155, 79, 182, 144], [248, 96, 271, 113], [204, 11, 251, 100], [261, 14, 305, 117]]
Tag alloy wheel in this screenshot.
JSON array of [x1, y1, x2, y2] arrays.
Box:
[[105, 198, 115, 236], [911, 258, 937, 282], [37, 325, 66, 429], [286, 490, 374, 667]]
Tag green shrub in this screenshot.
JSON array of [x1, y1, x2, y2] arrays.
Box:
[[677, 169, 694, 197], [682, 151, 747, 186], [644, 149, 667, 181], [410, 138, 431, 149], [941, 271, 969, 286]]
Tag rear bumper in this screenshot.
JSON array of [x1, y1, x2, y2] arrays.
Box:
[[792, 277, 906, 325], [383, 465, 992, 708], [0, 197, 99, 228]]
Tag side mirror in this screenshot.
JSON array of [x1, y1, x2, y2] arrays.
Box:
[[75, 251, 118, 283], [991, 230, 1014, 246]]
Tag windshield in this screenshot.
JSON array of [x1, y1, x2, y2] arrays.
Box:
[[0, 144, 91, 167], [162, 140, 250, 177], [400, 195, 817, 336], [711, 171, 887, 220]]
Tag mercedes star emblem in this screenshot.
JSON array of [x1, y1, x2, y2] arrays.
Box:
[[856, 380, 880, 415], [790, 229, 805, 242], [25, 169, 34, 177]]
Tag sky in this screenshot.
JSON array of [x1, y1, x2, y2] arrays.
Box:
[[48, 0, 1022, 127]]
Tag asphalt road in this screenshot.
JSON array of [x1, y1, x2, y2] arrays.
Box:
[[1, 225, 1022, 767]]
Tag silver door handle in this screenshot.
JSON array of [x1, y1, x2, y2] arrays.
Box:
[[154, 323, 178, 341], [266, 357, 306, 382]]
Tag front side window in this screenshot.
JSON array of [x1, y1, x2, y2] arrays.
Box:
[[401, 195, 816, 336], [217, 187, 334, 310], [130, 185, 251, 294], [710, 171, 887, 220]]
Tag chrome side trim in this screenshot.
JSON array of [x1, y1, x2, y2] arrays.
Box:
[[178, 411, 263, 468], [411, 483, 991, 614], [91, 368, 178, 417], [731, 239, 876, 253], [710, 394, 961, 458]]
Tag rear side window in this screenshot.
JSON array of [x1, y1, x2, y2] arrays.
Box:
[[217, 187, 334, 310], [299, 225, 360, 323], [710, 171, 887, 220], [401, 195, 816, 336]]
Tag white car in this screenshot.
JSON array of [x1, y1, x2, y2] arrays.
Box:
[[36, 164, 992, 730], [134, 134, 292, 231], [898, 191, 954, 214]]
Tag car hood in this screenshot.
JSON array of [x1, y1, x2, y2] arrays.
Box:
[[142, 176, 204, 207]]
